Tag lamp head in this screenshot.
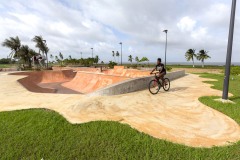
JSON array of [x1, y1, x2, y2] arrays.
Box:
[[163, 30, 168, 33]]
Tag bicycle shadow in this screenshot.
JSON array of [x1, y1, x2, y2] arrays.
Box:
[[166, 87, 188, 92]]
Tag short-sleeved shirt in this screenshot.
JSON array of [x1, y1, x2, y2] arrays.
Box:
[[156, 63, 166, 73]]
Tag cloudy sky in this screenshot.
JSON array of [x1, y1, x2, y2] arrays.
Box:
[[0, 0, 239, 63]]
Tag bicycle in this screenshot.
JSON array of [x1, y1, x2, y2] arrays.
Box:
[[149, 72, 171, 95]]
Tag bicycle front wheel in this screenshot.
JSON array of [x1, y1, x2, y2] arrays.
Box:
[[163, 78, 170, 91], [149, 80, 161, 95]]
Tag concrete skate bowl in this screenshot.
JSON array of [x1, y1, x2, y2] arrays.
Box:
[[10, 67, 185, 95], [10, 70, 78, 94], [9, 70, 129, 94]]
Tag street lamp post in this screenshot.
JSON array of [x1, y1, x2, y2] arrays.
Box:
[[91, 48, 93, 58], [163, 30, 168, 67], [119, 42, 122, 65], [222, 0, 237, 100]]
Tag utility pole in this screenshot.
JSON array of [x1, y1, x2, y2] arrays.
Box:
[[222, 0, 237, 100], [91, 48, 93, 58], [119, 42, 123, 65], [163, 30, 168, 67]]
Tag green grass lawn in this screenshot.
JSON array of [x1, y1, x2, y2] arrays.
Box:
[[0, 73, 240, 159], [169, 65, 225, 69], [0, 64, 15, 68]]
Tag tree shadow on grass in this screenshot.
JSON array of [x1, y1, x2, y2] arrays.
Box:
[[229, 96, 240, 102]]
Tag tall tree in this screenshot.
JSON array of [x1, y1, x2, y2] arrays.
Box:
[[94, 55, 100, 65], [128, 55, 133, 65], [50, 54, 54, 63], [2, 36, 21, 59], [197, 50, 211, 68], [59, 52, 64, 66], [185, 49, 196, 68], [32, 36, 49, 68], [112, 51, 116, 62], [116, 51, 120, 63], [135, 56, 139, 65], [17, 45, 37, 68]]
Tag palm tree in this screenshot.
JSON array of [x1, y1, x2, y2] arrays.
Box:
[[185, 49, 196, 68], [17, 45, 37, 68], [135, 56, 139, 65], [2, 36, 21, 59], [116, 51, 120, 63], [197, 50, 211, 68], [32, 36, 49, 68], [94, 55, 100, 65], [59, 52, 64, 60], [55, 56, 59, 62], [112, 51, 116, 62], [128, 55, 133, 65]]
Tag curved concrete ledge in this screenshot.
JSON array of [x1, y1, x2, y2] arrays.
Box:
[[89, 70, 185, 96]]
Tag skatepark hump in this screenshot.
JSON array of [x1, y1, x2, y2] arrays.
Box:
[[10, 66, 151, 94]]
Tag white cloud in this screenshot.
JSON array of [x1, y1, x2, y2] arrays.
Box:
[[0, 0, 239, 63], [177, 17, 196, 32], [191, 27, 207, 40]]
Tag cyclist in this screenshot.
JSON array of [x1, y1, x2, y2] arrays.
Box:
[[150, 58, 166, 83]]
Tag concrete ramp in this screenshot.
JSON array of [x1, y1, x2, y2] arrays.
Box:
[[62, 72, 130, 93]]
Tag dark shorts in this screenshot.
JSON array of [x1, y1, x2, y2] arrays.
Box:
[[160, 71, 166, 75]]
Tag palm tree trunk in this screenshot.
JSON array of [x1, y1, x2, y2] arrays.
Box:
[[46, 53, 48, 69], [192, 58, 195, 68], [202, 60, 204, 68]]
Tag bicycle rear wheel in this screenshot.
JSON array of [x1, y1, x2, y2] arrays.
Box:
[[163, 78, 170, 91], [149, 80, 161, 95]]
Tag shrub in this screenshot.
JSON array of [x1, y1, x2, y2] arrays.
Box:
[[131, 64, 138, 69], [231, 66, 240, 75], [166, 66, 172, 72], [0, 58, 11, 64], [108, 61, 118, 69]]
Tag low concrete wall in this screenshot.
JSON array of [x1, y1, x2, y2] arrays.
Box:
[[89, 70, 185, 96]]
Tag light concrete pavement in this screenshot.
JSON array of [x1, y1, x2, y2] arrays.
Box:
[[0, 72, 239, 148]]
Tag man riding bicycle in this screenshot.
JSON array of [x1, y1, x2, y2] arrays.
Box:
[[150, 58, 166, 83]]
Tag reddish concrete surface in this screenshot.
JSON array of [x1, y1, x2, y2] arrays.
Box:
[[53, 66, 150, 78], [62, 72, 130, 93], [52, 66, 101, 72], [10, 66, 151, 94], [10, 70, 76, 93]]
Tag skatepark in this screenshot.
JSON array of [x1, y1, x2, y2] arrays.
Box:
[[10, 66, 184, 95], [0, 67, 240, 148]]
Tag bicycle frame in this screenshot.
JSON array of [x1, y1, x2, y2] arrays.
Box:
[[153, 73, 163, 87]]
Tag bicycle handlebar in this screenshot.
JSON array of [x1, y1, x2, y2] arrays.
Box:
[[150, 71, 159, 75]]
